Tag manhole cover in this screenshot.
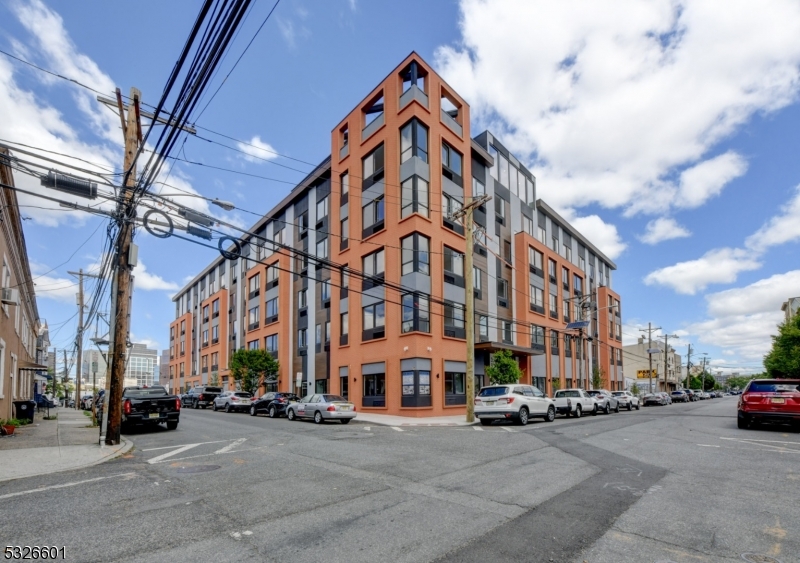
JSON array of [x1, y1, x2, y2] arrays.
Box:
[[742, 554, 782, 563], [176, 465, 221, 474]]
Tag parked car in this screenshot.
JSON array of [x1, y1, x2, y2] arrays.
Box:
[[612, 390, 640, 411], [121, 386, 181, 431], [683, 389, 697, 402], [670, 390, 689, 403], [659, 392, 672, 404], [213, 391, 253, 413], [642, 393, 665, 406], [737, 379, 800, 429], [475, 384, 556, 426], [249, 392, 300, 417], [587, 389, 619, 414], [182, 386, 223, 409], [552, 388, 597, 418], [285, 394, 357, 424]]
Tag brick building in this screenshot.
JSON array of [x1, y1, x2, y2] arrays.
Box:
[[167, 54, 623, 416]]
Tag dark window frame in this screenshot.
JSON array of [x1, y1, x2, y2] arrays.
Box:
[[362, 301, 386, 341], [401, 233, 431, 276], [401, 293, 430, 334], [362, 143, 385, 190], [401, 175, 430, 218], [400, 118, 429, 164]]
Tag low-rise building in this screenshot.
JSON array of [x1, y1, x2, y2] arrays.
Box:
[[167, 54, 625, 416], [622, 337, 681, 392], [781, 296, 800, 323]]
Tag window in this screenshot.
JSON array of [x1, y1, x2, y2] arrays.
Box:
[[498, 152, 509, 187], [248, 340, 259, 350], [562, 267, 570, 290], [478, 316, 489, 341], [402, 369, 432, 407], [549, 294, 557, 318], [298, 289, 307, 309], [266, 263, 279, 285], [488, 145, 499, 180], [265, 334, 278, 356], [548, 259, 556, 281], [362, 302, 386, 340], [248, 306, 259, 330], [340, 373, 349, 400], [362, 248, 385, 289], [401, 176, 430, 218], [530, 285, 544, 311], [341, 172, 349, 196], [297, 211, 309, 232], [574, 275, 583, 294], [563, 299, 570, 322], [444, 246, 464, 279], [503, 321, 513, 344], [211, 325, 219, 343], [298, 328, 307, 349], [579, 256, 586, 272], [473, 267, 482, 292], [472, 177, 485, 197], [444, 301, 465, 338], [202, 305, 209, 323], [564, 334, 572, 357], [266, 297, 278, 323], [362, 143, 384, 189], [531, 325, 545, 348], [315, 324, 322, 352], [402, 293, 430, 333], [325, 321, 331, 344], [441, 142, 463, 181], [363, 373, 385, 398], [362, 195, 385, 234], [551, 330, 559, 354], [400, 119, 428, 163], [401, 233, 430, 276], [523, 215, 533, 236], [563, 241, 572, 261], [496, 199, 506, 221], [529, 247, 543, 274], [444, 372, 465, 396], [212, 299, 220, 318], [318, 279, 330, 303], [538, 225, 546, 244], [340, 312, 349, 342], [316, 196, 329, 219], [314, 238, 327, 259], [248, 274, 260, 299], [504, 240, 512, 263], [497, 278, 508, 300], [441, 194, 463, 233], [340, 217, 349, 246]]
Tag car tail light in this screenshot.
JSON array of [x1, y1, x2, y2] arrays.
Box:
[[475, 398, 482, 404], [199, 394, 205, 401], [327, 405, 336, 412], [277, 398, 285, 403], [123, 400, 131, 415], [567, 398, 572, 408], [504, 397, 515, 404], [175, 399, 181, 411], [232, 396, 238, 401]]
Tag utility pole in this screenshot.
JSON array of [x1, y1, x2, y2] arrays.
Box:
[[684, 343, 692, 388], [700, 353, 709, 391], [62, 349, 68, 406], [106, 87, 142, 446], [640, 323, 661, 393], [661, 333, 678, 392], [68, 270, 102, 410], [451, 193, 491, 423]]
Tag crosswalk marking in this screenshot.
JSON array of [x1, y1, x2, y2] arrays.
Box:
[[391, 426, 404, 432]]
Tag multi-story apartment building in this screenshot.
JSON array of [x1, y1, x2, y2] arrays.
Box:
[[0, 148, 46, 420], [168, 54, 623, 416]]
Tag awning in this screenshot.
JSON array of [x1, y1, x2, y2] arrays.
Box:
[[18, 361, 49, 371], [475, 341, 543, 357]]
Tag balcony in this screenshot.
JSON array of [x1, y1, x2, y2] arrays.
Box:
[[211, 338, 219, 345], [549, 310, 558, 320], [248, 322, 259, 331], [202, 317, 209, 324], [211, 364, 219, 372], [248, 289, 260, 300], [529, 304, 544, 315], [213, 311, 220, 318]]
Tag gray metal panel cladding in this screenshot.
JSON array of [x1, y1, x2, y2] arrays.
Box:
[[400, 272, 431, 295], [339, 366, 348, 377], [401, 357, 432, 371], [442, 175, 463, 201], [361, 179, 385, 207], [361, 285, 385, 307], [361, 362, 385, 375], [444, 281, 466, 305], [400, 155, 430, 183], [444, 360, 467, 372]]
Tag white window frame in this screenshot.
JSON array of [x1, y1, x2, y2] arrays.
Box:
[[10, 352, 17, 400], [0, 338, 5, 398]]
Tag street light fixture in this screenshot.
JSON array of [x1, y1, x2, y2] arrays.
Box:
[[154, 192, 235, 211]]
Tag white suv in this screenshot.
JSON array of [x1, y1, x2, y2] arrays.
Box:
[[475, 384, 555, 426], [612, 390, 640, 411]]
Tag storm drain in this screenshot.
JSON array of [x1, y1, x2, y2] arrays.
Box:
[[176, 465, 221, 474]]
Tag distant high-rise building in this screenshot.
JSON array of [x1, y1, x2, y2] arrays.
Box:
[[127, 343, 158, 387], [781, 297, 800, 323], [160, 349, 170, 385]]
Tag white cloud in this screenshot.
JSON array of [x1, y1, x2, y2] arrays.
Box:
[[706, 270, 800, 317], [559, 211, 627, 260], [132, 261, 179, 292], [31, 274, 78, 303], [638, 217, 691, 245], [745, 184, 800, 252], [436, 0, 800, 215], [643, 247, 761, 295], [130, 334, 161, 352], [234, 135, 278, 164]]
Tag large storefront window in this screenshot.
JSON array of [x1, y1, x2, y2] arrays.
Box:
[[362, 362, 386, 407], [444, 372, 466, 405]]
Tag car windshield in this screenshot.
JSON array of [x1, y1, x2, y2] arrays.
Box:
[[612, 392, 625, 396], [479, 387, 509, 397], [204, 387, 222, 393], [322, 395, 346, 402], [233, 392, 251, 397], [587, 391, 601, 396], [748, 381, 800, 393], [124, 388, 169, 397]]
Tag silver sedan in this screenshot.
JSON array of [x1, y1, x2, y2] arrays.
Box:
[[285, 394, 357, 424]]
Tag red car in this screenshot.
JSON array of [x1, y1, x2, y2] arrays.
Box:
[[737, 379, 800, 429]]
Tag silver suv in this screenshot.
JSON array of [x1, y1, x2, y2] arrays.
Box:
[[475, 384, 555, 426], [587, 389, 620, 414]]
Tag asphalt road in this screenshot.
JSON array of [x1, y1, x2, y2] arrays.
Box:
[[1, 397, 798, 563]]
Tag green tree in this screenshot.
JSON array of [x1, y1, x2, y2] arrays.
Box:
[[764, 314, 800, 378], [485, 350, 522, 385], [229, 349, 279, 395], [209, 371, 220, 387], [551, 378, 561, 392], [631, 382, 641, 396], [726, 374, 760, 390], [591, 365, 604, 390]]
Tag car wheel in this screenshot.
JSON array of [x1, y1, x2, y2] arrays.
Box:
[[269, 406, 277, 418], [314, 411, 324, 424], [604, 403, 610, 415], [341, 418, 351, 425], [166, 421, 178, 430], [627, 404, 632, 411], [615, 403, 620, 413], [193, 400, 198, 409], [517, 407, 529, 426], [636, 403, 640, 410], [225, 404, 231, 413], [545, 406, 555, 422], [575, 405, 582, 418], [592, 405, 598, 416], [212, 402, 217, 411], [287, 408, 296, 421], [480, 418, 492, 426], [737, 412, 749, 429], [249, 406, 257, 417]]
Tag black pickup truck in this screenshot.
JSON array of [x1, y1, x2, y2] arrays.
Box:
[[181, 386, 222, 409], [122, 386, 181, 430]]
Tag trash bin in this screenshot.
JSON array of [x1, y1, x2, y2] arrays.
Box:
[[13, 400, 36, 423]]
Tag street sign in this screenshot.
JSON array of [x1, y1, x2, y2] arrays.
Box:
[[636, 369, 657, 379], [646, 348, 661, 354], [565, 321, 590, 330], [92, 361, 98, 372]]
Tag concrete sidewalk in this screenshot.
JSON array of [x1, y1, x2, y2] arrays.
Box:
[[353, 412, 477, 426], [0, 406, 131, 482]]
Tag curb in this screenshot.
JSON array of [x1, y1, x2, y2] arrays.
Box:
[[350, 418, 479, 428]]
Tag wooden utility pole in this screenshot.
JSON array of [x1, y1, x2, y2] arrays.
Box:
[[685, 343, 692, 388], [640, 323, 661, 393], [105, 87, 141, 446], [69, 269, 84, 409], [452, 194, 491, 423], [62, 349, 68, 406], [662, 333, 678, 392]]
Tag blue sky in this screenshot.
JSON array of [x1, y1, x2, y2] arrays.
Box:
[[2, 0, 800, 377]]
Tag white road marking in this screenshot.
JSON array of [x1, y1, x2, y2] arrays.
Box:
[[501, 427, 516, 433], [214, 438, 247, 454], [697, 444, 720, 448], [473, 426, 483, 431], [0, 472, 137, 500], [391, 427, 404, 432], [148, 446, 269, 464], [147, 443, 203, 464], [363, 427, 370, 431], [720, 437, 800, 446], [142, 439, 231, 451]]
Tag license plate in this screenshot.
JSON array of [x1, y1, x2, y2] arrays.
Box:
[[340, 406, 351, 411], [486, 400, 496, 406], [771, 398, 785, 404], [149, 413, 160, 419]]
